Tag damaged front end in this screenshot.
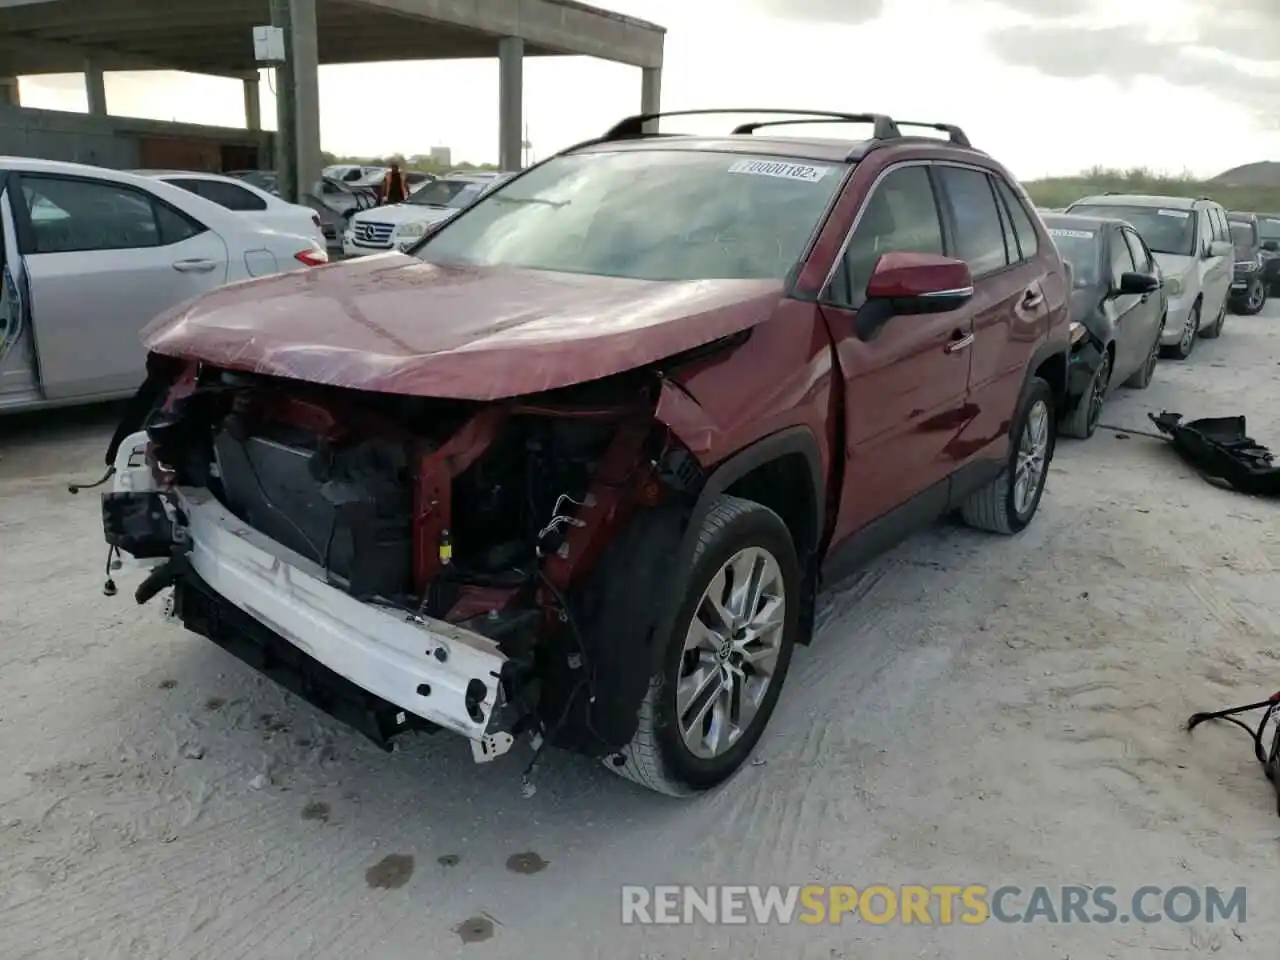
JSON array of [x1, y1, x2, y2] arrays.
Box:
[[1064, 321, 1103, 417], [99, 359, 708, 765]]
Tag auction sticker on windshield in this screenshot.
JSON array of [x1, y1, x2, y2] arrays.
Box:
[[1157, 209, 1191, 218], [727, 159, 832, 182], [1049, 228, 1094, 240]]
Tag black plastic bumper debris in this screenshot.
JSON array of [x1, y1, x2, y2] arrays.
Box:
[[1149, 412, 1280, 497]]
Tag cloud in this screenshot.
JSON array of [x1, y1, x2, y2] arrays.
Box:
[[743, 0, 885, 24], [985, 24, 1280, 126], [992, 0, 1080, 17], [1194, 0, 1280, 61]]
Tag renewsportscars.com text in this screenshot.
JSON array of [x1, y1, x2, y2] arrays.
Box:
[[620, 884, 1247, 926]]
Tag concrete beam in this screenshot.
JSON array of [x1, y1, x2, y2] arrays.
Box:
[[0, 75, 18, 106], [243, 74, 260, 131], [352, 0, 664, 68], [0, 31, 258, 77], [498, 36, 523, 171], [84, 58, 106, 115]]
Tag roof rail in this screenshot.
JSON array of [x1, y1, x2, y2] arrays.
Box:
[[729, 115, 900, 138], [891, 120, 971, 147], [601, 108, 903, 142]]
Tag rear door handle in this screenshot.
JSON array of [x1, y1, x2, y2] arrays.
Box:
[[944, 332, 975, 354], [172, 258, 217, 273], [1022, 288, 1044, 308]]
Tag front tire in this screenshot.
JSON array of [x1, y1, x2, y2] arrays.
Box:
[[960, 377, 1054, 535], [1237, 279, 1267, 316], [1062, 347, 1111, 440], [608, 495, 800, 796], [1200, 298, 1226, 338], [1163, 301, 1200, 359]]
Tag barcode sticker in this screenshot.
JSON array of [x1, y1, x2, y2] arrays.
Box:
[[727, 159, 832, 182]]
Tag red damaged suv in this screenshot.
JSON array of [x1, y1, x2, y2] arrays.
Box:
[[98, 110, 1070, 796]]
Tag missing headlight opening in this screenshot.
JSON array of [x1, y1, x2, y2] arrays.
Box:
[[100, 361, 705, 781]]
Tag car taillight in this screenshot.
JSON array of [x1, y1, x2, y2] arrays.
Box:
[[295, 248, 328, 267]]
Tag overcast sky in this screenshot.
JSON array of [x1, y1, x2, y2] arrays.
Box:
[[15, 0, 1280, 180]]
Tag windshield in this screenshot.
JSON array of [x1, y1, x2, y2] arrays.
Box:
[[1228, 220, 1257, 247], [1259, 216, 1280, 243], [1043, 223, 1102, 286], [1068, 204, 1196, 257], [415, 150, 846, 281], [409, 179, 485, 208]]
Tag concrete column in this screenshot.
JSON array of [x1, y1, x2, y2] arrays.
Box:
[[290, 0, 322, 197], [498, 36, 524, 171], [0, 77, 19, 107], [84, 60, 107, 116], [640, 66, 662, 133], [243, 75, 262, 131]]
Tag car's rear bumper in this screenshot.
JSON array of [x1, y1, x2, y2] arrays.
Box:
[[104, 432, 515, 759]]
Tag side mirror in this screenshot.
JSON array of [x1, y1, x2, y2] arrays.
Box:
[[856, 252, 974, 340], [1207, 240, 1232, 259], [1116, 271, 1160, 296], [1263, 240, 1279, 253]]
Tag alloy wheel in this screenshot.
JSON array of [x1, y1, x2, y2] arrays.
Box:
[[1013, 399, 1050, 516], [1087, 350, 1112, 434], [1248, 281, 1265, 313], [676, 547, 787, 760]]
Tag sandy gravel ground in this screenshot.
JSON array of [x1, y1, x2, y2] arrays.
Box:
[[1, 305, 1278, 960]]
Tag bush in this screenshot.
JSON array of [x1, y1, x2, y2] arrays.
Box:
[[1022, 166, 1280, 214]]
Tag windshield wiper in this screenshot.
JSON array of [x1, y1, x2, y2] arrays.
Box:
[[491, 195, 568, 209]]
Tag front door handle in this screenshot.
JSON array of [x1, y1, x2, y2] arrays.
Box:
[[944, 332, 975, 354], [172, 258, 217, 273]]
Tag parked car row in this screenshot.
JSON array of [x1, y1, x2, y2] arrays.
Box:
[[0, 157, 328, 414], [1036, 190, 1261, 438], [342, 170, 514, 256]]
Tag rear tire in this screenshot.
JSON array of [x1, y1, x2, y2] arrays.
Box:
[[608, 496, 800, 796], [960, 377, 1054, 535], [1124, 315, 1163, 389]]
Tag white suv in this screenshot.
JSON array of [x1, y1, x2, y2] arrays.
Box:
[[1065, 194, 1233, 359]]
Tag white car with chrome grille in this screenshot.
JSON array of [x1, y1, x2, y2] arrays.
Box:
[[342, 173, 512, 256]]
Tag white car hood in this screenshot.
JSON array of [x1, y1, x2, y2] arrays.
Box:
[[351, 203, 456, 229], [1152, 251, 1195, 278]]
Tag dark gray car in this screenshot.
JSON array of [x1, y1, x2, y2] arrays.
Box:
[[1226, 211, 1268, 314], [1042, 213, 1167, 439]]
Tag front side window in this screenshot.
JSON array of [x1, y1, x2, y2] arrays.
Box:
[[18, 174, 204, 254], [826, 165, 945, 309], [937, 166, 1007, 276], [1110, 228, 1136, 283], [1068, 204, 1196, 257], [416, 150, 846, 282], [1122, 229, 1152, 273]]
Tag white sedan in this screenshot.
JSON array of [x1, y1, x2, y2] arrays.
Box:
[[139, 170, 326, 249], [0, 156, 328, 415], [343, 173, 512, 256]]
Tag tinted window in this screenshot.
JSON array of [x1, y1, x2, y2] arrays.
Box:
[[1122, 229, 1151, 272], [1110, 228, 1136, 282], [937, 166, 1007, 275], [409, 178, 483, 208], [827, 165, 944, 309], [195, 179, 267, 211], [991, 176, 1017, 266], [1258, 216, 1280, 242], [1213, 208, 1231, 243], [418, 150, 845, 282], [1067, 204, 1195, 257], [19, 174, 203, 254], [995, 178, 1039, 259]]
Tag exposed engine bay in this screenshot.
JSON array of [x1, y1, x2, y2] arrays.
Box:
[[101, 360, 708, 766]]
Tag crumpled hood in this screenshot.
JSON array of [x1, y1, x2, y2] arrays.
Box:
[[141, 256, 783, 400]]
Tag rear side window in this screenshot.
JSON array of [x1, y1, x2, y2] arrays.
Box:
[[994, 177, 1039, 260], [18, 174, 205, 254], [174, 178, 267, 212], [827, 164, 944, 309], [937, 166, 1007, 277]]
